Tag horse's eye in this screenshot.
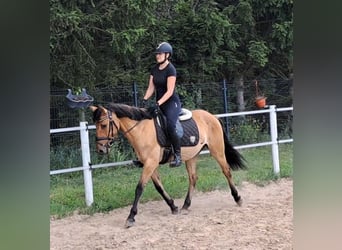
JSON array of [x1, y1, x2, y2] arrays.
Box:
[[101, 124, 107, 129]]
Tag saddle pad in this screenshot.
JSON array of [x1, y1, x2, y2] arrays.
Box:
[[154, 118, 199, 147]]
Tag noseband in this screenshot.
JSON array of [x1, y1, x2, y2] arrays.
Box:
[[95, 110, 119, 149]]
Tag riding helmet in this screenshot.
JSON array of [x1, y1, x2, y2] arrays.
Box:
[[155, 42, 173, 56]]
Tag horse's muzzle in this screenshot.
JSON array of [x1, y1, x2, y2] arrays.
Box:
[[96, 141, 112, 154], [97, 147, 109, 155], [96, 136, 114, 154]]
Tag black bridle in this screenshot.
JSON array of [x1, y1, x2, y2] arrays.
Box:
[[95, 110, 119, 149], [95, 109, 142, 150]]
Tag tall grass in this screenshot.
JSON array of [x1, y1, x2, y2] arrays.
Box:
[[50, 143, 292, 218]]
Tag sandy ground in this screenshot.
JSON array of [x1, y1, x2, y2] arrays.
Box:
[[50, 178, 292, 250]]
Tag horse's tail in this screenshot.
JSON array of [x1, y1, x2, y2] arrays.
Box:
[[220, 120, 248, 171]]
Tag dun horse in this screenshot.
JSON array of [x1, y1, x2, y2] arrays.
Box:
[[90, 103, 247, 227]]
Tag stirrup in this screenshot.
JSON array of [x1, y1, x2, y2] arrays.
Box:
[[169, 155, 182, 168], [132, 160, 144, 168]]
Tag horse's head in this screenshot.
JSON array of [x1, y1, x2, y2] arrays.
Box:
[[89, 105, 120, 154]]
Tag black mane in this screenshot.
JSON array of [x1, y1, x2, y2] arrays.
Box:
[[92, 108, 102, 122], [107, 103, 153, 120]]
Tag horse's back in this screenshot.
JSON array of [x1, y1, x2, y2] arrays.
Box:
[[191, 109, 223, 138], [191, 109, 221, 126]]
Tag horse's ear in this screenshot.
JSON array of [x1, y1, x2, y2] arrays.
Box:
[[98, 105, 106, 112], [89, 105, 97, 112]]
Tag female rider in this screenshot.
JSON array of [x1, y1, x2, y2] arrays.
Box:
[[142, 42, 182, 167]]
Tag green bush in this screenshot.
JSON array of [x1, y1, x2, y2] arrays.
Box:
[[50, 145, 82, 171], [50, 139, 135, 172], [229, 117, 269, 145]]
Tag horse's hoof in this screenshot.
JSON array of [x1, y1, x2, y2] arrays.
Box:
[[125, 219, 135, 228], [236, 197, 243, 206], [171, 207, 179, 215]]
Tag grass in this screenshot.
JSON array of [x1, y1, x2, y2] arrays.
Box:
[[50, 143, 292, 218]]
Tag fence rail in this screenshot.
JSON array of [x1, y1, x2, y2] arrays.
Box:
[[50, 105, 293, 206]]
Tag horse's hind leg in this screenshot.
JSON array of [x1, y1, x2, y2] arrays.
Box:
[[224, 164, 242, 206], [182, 157, 198, 210], [151, 170, 179, 214], [211, 151, 242, 206]]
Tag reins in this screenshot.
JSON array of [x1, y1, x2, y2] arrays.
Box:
[[122, 120, 142, 135]]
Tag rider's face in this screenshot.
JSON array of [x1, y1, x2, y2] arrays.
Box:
[[155, 52, 168, 63]]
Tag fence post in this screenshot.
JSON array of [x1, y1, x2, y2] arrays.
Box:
[[80, 121, 94, 206], [222, 79, 230, 138], [269, 105, 280, 175], [132, 82, 138, 107]]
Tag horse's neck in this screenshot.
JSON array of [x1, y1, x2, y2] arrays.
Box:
[[118, 118, 153, 147], [118, 117, 136, 135]]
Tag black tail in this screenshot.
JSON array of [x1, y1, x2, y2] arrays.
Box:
[[220, 121, 247, 171]]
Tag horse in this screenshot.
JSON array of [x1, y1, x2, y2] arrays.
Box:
[[89, 103, 247, 228]]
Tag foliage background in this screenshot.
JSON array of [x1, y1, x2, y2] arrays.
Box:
[[50, 0, 293, 91]]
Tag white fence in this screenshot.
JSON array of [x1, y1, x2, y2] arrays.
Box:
[[50, 105, 293, 206]]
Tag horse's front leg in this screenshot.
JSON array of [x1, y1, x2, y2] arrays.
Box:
[[125, 181, 143, 228], [125, 160, 158, 228], [151, 170, 178, 214]]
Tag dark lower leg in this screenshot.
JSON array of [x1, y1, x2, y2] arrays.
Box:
[[152, 179, 178, 214], [229, 183, 241, 203], [126, 182, 144, 225], [182, 160, 198, 210], [182, 193, 192, 210], [221, 163, 241, 204], [132, 159, 143, 168]]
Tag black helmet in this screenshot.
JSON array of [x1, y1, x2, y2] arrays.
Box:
[[155, 42, 173, 56]]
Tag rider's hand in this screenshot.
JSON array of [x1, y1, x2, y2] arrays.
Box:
[[147, 103, 159, 117], [140, 99, 148, 108]]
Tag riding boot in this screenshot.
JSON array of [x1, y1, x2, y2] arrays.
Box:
[[170, 148, 182, 167], [169, 130, 182, 167]]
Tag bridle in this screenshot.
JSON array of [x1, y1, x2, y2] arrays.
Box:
[[95, 109, 142, 150], [95, 110, 119, 149]]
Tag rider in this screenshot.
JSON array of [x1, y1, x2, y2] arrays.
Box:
[[142, 42, 182, 167]]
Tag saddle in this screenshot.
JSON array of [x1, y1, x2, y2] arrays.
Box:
[[153, 108, 199, 148]]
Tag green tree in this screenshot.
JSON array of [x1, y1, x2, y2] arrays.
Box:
[[50, 0, 293, 110], [50, 0, 100, 90], [168, 0, 235, 83], [216, 0, 293, 111]]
